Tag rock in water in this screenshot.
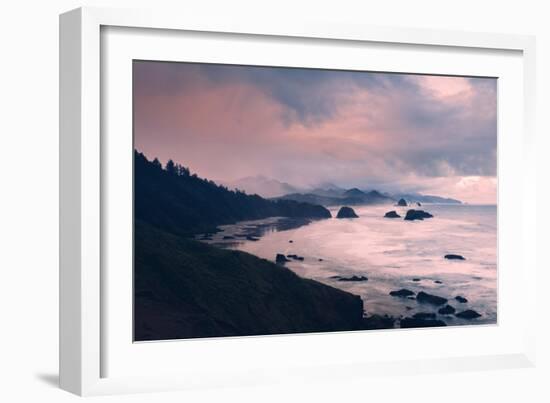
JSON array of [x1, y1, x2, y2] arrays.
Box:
[[445, 254, 465, 260], [438, 305, 456, 315], [400, 317, 446, 328], [397, 198, 408, 206], [389, 289, 415, 297], [384, 210, 401, 218], [455, 295, 468, 303], [416, 291, 448, 305], [456, 309, 481, 319], [336, 206, 359, 218], [275, 254, 291, 264], [404, 209, 434, 221], [338, 275, 368, 282], [413, 312, 436, 320]]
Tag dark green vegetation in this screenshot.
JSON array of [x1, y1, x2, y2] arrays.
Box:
[[135, 151, 331, 238], [134, 151, 386, 340]]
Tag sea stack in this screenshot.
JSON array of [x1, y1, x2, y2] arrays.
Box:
[[336, 206, 359, 218], [384, 210, 401, 218], [404, 209, 434, 221]]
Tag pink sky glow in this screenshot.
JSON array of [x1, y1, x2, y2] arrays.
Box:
[[134, 62, 497, 204]]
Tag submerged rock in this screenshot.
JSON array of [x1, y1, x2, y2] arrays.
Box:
[[416, 291, 448, 306], [456, 309, 481, 319], [336, 206, 359, 218], [445, 254, 465, 260], [434, 280, 443, 284], [404, 209, 434, 221], [412, 278, 421, 282], [400, 317, 447, 328], [438, 305, 456, 315], [389, 289, 415, 297], [384, 210, 401, 218], [397, 198, 408, 206], [416, 202, 422, 206], [275, 254, 291, 264], [455, 295, 468, 303], [338, 275, 368, 282]]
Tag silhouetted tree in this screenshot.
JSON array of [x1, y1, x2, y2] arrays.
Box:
[[152, 158, 162, 169], [165, 159, 177, 175]]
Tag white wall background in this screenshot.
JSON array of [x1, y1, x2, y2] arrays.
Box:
[[0, 0, 547, 401]]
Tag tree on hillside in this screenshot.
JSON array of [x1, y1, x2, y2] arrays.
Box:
[[165, 159, 177, 175]]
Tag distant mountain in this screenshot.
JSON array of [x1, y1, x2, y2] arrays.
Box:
[[135, 151, 331, 237], [343, 188, 366, 198], [277, 188, 394, 207], [393, 193, 462, 205], [221, 176, 300, 198]]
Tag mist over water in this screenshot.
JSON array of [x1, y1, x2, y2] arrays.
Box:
[[200, 204, 497, 327]]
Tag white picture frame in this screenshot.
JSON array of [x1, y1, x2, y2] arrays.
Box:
[[59, 6, 537, 396]]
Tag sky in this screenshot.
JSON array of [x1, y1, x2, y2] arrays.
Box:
[[133, 61, 497, 204]]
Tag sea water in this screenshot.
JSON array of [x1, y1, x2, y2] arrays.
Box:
[[199, 204, 497, 326]]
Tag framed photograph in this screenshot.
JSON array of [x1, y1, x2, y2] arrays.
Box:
[[60, 7, 537, 396]]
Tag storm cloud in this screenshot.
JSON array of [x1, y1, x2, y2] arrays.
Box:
[[134, 61, 497, 203]]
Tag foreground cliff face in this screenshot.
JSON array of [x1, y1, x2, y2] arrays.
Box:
[[135, 222, 366, 341]]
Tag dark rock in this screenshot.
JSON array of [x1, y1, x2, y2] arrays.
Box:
[[397, 198, 408, 206], [404, 209, 434, 221], [338, 275, 368, 282], [416, 291, 448, 305], [384, 210, 401, 218], [416, 202, 422, 206], [276, 254, 291, 264], [445, 254, 465, 260], [288, 240, 293, 243], [336, 206, 359, 218], [434, 280, 443, 284], [412, 278, 421, 282], [407, 296, 416, 300], [222, 235, 235, 240], [318, 258, 323, 262], [456, 309, 481, 319], [361, 315, 395, 330], [246, 236, 260, 241], [438, 305, 456, 315], [329, 275, 341, 279], [413, 312, 436, 320], [400, 317, 447, 328], [389, 289, 415, 297], [287, 254, 304, 261], [405, 306, 413, 310], [455, 295, 468, 303]]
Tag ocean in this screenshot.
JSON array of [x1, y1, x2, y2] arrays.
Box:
[[198, 204, 497, 327]]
